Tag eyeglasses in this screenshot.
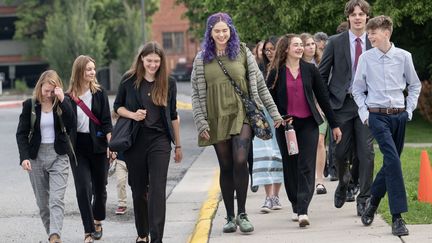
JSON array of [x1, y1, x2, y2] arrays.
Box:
[[264, 48, 275, 54]]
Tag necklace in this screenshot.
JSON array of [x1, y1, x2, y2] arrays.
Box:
[[144, 79, 154, 97], [216, 49, 226, 57]]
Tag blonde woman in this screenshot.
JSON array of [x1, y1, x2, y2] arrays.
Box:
[[300, 33, 328, 195], [16, 70, 75, 243], [67, 55, 113, 243]]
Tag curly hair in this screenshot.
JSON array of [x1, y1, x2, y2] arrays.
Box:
[[201, 12, 240, 63], [269, 33, 299, 89]]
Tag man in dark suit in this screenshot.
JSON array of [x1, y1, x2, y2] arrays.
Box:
[[319, 0, 374, 216]]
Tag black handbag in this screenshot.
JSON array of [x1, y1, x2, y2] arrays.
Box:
[[216, 58, 272, 140], [109, 117, 137, 152]]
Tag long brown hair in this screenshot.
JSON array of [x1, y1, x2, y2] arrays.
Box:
[[300, 33, 321, 65], [68, 55, 101, 97], [268, 33, 299, 89], [125, 41, 168, 107], [33, 70, 63, 106]]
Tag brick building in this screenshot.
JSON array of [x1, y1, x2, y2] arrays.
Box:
[[0, 1, 48, 89], [151, 0, 199, 73]]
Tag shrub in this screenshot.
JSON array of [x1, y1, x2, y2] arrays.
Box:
[[14, 79, 29, 93], [418, 80, 432, 123]]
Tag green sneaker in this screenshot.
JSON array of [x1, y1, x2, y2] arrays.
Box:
[[236, 213, 254, 233], [222, 215, 237, 233]]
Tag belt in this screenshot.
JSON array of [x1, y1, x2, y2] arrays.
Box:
[[368, 107, 405, 115]]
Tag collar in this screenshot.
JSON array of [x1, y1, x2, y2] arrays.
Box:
[[348, 30, 366, 44], [374, 43, 396, 59]]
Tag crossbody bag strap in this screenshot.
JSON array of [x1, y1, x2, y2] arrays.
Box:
[[56, 106, 77, 166], [215, 57, 249, 102], [71, 95, 102, 126]]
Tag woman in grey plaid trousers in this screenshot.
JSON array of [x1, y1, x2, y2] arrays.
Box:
[[16, 70, 76, 243]]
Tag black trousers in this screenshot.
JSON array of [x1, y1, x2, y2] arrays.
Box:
[[334, 96, 374, 204], [276, 116, 318, 215], [71, 133, 108, 234], [125, 126, 171, 243]]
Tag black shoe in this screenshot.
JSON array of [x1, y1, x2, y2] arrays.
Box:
[[392, 218, 409, 236], [334, 184, 347, 208], [356, 202, 366, 216], [346, 189, 355, 202], [93, 223, 103, 240], [251, 185, 259, 193], [361, 201, 378, 226], [329, 173, 339, 181], [353, 183, 360, 195]]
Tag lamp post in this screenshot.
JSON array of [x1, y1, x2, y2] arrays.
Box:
[[141, 0, 146, 42]]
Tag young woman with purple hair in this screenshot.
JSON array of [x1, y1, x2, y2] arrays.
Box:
[[191, 12, 283, 233]]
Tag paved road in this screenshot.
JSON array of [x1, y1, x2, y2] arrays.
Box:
[[0, 82, 202, 242]]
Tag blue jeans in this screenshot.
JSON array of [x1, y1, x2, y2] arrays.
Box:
[[368, 111, 408, 214]]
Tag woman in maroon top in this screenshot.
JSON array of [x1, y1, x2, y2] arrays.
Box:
[[267, 34, 342, 227]]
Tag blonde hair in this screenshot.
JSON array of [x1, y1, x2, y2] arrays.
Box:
[[33, 70, 63, 107], [125, 41, 168, 106], [68, 55, 101, 97]]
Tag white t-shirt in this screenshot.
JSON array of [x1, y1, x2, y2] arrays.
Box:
[[40, 111, 55, 144], [77, 89, 92, 133]]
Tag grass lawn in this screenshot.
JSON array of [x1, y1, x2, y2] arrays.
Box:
[[405, 111, 432, 143], [374, 147, 432, 224]]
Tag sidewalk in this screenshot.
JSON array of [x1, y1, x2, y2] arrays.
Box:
[[172, 147, 432, 243]]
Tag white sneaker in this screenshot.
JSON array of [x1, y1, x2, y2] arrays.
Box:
[[291, 213, 299, 222], [260, 197, 272, 213], [271, 196, 282, 210], [298, 214, 310, 227]]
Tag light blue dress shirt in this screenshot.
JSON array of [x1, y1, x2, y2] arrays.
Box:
[[352, 43, 422, 123]]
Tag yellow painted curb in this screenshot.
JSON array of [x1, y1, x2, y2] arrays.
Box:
[[188, 170, 221, 243], [177, 101, 192, 110]]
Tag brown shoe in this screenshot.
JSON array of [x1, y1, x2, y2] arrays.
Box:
[[84, 233, 94, 243], [49, 233, 62, 243]]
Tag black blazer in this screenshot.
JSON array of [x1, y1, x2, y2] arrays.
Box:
[[267, 59, 338, 129], [68, 89, 113, 154], [319, 31, 372, 110], [113, 74, 178, 143], [16, 97, 76, 164]]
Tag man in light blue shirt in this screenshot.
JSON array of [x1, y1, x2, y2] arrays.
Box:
[[352, 15, 421, 237]]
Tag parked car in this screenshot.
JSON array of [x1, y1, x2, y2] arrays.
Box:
[[170, 63, 193, 82]]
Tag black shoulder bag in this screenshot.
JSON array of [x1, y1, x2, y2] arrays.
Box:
[[215, 58, 272, 140], [109, 117, 138, 152]]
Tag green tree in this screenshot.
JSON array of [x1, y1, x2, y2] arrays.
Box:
[[12, 0, 160, 75], [178, 0, 432, 79], [116, 1, 145, 73], [12, 0, 54, 56], [92, 0, 159, 62], [41, 0, 107, 82]]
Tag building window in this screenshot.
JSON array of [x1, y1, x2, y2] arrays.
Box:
[[0, 17, 17, 40], [162, 32, 184, 53]]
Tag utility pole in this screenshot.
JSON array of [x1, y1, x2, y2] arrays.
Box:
[[141, 0, 146, 42]]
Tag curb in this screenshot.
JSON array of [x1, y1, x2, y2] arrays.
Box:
[[188, 170, 221, 243], [0, 100, 23, 109], [177, 101, 192, 110]]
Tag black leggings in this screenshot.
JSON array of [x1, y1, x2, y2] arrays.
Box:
[[213, 124, 252, 217]]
